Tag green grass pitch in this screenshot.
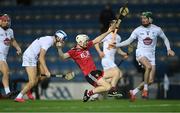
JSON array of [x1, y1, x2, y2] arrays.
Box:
[[0, 99, 179, 112]]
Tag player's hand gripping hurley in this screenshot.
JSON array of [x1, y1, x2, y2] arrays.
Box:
[[118, 44, 134, 67], [41, 71, 75, 80], [108, 2, 129, 49]]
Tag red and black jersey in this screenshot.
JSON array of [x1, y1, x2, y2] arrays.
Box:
[[67, 41, 97, 76]]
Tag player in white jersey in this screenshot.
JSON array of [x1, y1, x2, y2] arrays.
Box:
[[112, 11, 175, 101], [0, 15, 2, 25], [15, 30, 67, 102], [0, 14, 22, 96], [94, 21, 128, 99]]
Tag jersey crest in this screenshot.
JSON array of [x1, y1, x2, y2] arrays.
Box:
[[4, 38, 11, 46], [143, 37, 152, 45]]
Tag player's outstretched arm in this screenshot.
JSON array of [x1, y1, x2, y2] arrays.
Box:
[[116, 37, 134, 47], [92, 22, 116, 45], [56, 46, 70, 60]]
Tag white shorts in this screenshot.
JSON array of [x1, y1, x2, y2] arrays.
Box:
[[101, 58, 116, 70], [22, 53, 38, 67], [0, 53, 7, 61], [136, 49, 155, 65]]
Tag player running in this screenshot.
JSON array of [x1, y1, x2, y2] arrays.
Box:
[[0, 14, 22, 96], [94, 20, 128, 98], [112, 11, 175, 101], [15, 30, 67, 102], [56, 22, 118, 102]]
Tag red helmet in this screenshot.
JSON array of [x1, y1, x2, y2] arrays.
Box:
[[1, 14, 10, 21], [1, 14, 11, 28]]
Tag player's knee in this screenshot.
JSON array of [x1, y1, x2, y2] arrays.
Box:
[[145, 65, 152, 71], [2, 71, 10, 77], [105, 84, 112, 91]]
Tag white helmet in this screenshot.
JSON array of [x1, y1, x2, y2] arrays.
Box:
[[55, 30, 67, 41], [76, 34, 89, 47]]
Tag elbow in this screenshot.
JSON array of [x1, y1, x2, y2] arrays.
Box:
[[60, 57, 65, 60], [59, 55, 66, 60]]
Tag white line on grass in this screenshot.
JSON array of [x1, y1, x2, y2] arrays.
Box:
[[129, 104, 180, 108]]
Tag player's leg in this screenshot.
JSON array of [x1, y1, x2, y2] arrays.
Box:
[[38, 63, 47, 81], [83, 70, 112, 102], [15, 66, 37, 102], [23, 61, 42, 100], [131, 65, 155, 99], [148, 65, 155, 85], [89, 77, 112, 101], [87, 78, 112, 97], [131, 65, 155, 100], [102, 58, 122, 81], [101, 58, 122, 96], [138, 57, 152, 98], [27, 62, 47, 100], [129, 57, 152, 101], [83, 77, 112, 102], [0, 61, 10, 94], [103, 67, 122, 96], [104, 67, 122, 87], [25, 66, 38, 93], [128, 81, 145, 101], [94, 78, 112, 93]]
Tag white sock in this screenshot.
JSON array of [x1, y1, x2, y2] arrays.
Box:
[[5, 87, 10, 94], [132, 88, 139, 95], [16, 92, 23, 98], [144, 84, 148, 91]]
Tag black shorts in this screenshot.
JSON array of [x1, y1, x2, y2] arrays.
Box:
[[85, 70, 104, 87]]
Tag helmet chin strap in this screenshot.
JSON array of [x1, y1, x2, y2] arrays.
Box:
[[55, 36, 59, 42]]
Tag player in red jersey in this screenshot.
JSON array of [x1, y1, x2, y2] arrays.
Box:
[[56, 23, 118, 102]]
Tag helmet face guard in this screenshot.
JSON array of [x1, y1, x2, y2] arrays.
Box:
[[55, 30, 67, 42], [76, 34, 89, 48]]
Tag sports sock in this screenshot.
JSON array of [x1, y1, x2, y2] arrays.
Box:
[[16, 92, 23, 98], [5, 87, 10, 94], [87, 90, 94, 96], [144, 84, 148, 91], [132, 88, 139, 95]]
